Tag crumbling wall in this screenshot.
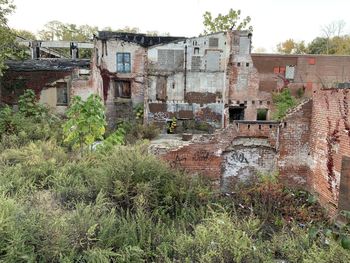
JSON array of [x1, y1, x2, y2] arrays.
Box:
[[93, 40, 147, 126], [278, 99, 313, 187], [0, 70, 72, 109], [309, 88, 350, 214], [159, 122, 279, 184], [226, 32, 273, 123], [147, 32, 229, 129], [222, 137, 277, 190]]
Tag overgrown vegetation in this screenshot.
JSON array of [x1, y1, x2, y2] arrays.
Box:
[[63, 95, 106, 153], [0, 92, 350, 262], [272, 89, 298, 120]]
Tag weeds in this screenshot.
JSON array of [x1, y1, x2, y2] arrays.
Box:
[[0, 97, 349, 262]]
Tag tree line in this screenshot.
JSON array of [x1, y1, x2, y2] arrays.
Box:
[[277, 20, 350, 55]]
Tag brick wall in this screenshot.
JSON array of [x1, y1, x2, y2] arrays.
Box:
[[94, 40, 146, 127], [160, 122, 279, 183], [278, 99, 313, 188], [251, 54, 350, 98], [157, 87, 350, 215], [1, 71, 72, 104], [309, 88, 350, 214]]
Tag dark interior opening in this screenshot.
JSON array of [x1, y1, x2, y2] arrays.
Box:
[[257, 109, 268, 120], [115, 80, 131, 98], [229, 107, 245, 123]]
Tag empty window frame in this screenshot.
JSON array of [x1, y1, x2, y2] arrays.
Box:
[[56, 82, 68, 106], [194, 47, 200, 54], [257, 109, 268, 120], [116, 52, 131, 73], [285, 65, 295, 80], [115, 80, 131, 98], [229, 107, 245, 122]]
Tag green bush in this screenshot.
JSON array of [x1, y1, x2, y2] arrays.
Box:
[[63, 95, 106, 152], [18, 89, 47, 118], [272, 89, 297, 120]]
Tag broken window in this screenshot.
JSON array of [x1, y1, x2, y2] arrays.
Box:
[[56, 82, 68, 106], [116, 52, 131, 73], [194, 47, 200, 54], [115, 80, 131, 98], [257, 109, 268, 120], [286, 65, 295, 80]]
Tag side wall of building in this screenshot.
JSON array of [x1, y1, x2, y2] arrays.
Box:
[[0, 68, 95, 114], [252, 54, 350, 98], [94, 40, 146, 126], [147, 32, 230, 130], [309, 88, 350, 214], [226, 33, 273, 123], [278, 100, 313, 188]]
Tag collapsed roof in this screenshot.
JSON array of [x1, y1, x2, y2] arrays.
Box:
[[5, 59, 90, 72], [96, 31, 186, 47]]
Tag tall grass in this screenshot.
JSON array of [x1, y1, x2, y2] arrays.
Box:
[[0, 111, 349, 262]]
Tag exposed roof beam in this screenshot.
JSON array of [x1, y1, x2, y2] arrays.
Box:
[[17, 40, 94, 49]]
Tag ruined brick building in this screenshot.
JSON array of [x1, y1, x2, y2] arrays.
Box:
[[1, 30, 350, 215]]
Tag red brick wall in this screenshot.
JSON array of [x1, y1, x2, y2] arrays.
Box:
[[278, 100, 312, 188], [1, 71, 72, 103], [251, 54, 350, 98], [309, 88, 350, 214], [161, 122, 279, 182]]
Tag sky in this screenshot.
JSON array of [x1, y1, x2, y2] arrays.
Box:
[[7, 0, 350, 52]]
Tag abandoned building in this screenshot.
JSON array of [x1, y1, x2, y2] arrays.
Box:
[[1, 29, 350, 216], [0, 59, 92, 113]]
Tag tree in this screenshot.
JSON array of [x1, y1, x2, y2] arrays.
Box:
[[0, 0, 16, 75], [307, 37, 328, 54], [63, 95, 106, 153], [321, 20, 347, 54], [276, 39, 307, 54], [202, 8, 252, 35], [13, 29, 36, 40]]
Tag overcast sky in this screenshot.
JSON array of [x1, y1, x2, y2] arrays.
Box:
[[7, 0, 350, 52]]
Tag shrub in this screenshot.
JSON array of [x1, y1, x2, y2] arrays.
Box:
[[18, 89, 47, 118], [272, 89, 297, 120], [0, 105, 24, 135], [63, 95, 106, 152]]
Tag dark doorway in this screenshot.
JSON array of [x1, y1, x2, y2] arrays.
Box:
[[229, 107, 245, 123]]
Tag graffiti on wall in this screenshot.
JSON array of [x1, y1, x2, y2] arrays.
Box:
[[227, 151, 248, 164], [222, 146, 277, 189], [193, 150, 211, 161]]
